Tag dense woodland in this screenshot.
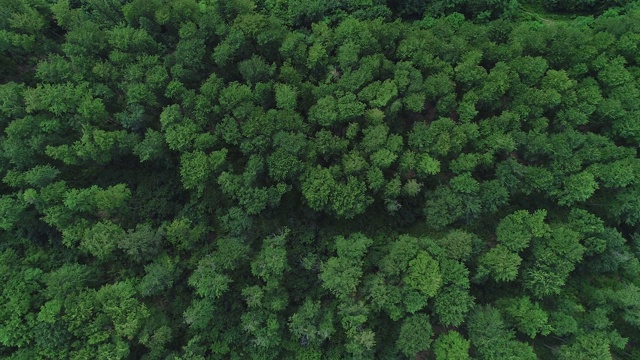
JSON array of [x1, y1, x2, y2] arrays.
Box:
[[2, 0, 640, 359]]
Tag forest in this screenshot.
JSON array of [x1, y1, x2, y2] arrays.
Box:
[[2, 0, 640, 359]]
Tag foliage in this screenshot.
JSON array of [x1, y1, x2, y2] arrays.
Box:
[[1, 1, 640, 359]]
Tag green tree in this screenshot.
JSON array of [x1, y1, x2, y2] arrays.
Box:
[[396, 313, 433, 358], [433, 331, 470, 360], [500, 297, 552, 339], [476, 245, 522, 283], [320, 234, 373, 299], [404, 251, 442, 298], [468, 306, 536, 360]]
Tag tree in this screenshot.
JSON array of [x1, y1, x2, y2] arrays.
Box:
[[558, 333, 613, 360], [45, 128, 138, 166], [164, 217, 206, 251], [555, 171, 599, 206], [500, 297, 552, 339], [0, 195, 25, 231], [288, 299, 335, 348], [476, 245, 522, 283], [329, 176, 372, 219], [301, 166, 336, 212], [118, 223, 163, 261], [188, 256, 233, 300], [433, 331, 470, 360], [0, 249, 43, 349], [496, 210, 548, 252], [252, 230, 289, 285], [522, 225, 585, 298], [380, 235, 420, 276], [396, 314, 433, 358], [180, 149, 227, 194], [320, 234, 372, 299], [468, 306, 536, 360], [274, 83, 297, 110], [57, 281, 150, 358], [434, 286, 475, 326], [133, 129, 167, 162], [404, 251, 442, 298], [137, 254, 180, 297], [80, 220, 126, 260]]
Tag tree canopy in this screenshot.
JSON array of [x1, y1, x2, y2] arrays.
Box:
[[2, 0, 640, 358]]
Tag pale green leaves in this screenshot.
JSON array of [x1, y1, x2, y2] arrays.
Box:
[[252, 230, 288, 285], [301, 166, 335, 211], [274, 83, 297, 110], [359, 79, 398, 108], [46, 128, 138, 165], [418, 154, 441, 176], [288, 299, 335, 346], [189, 256, 232, 300], [477, 210, 552, 283], [404, 251, 442, 298], [501, 297, 552, 339], [301, 167, 372, 218], [179, 149, 227, 194], [95, 281, 150, 340], [497, 210, 549, 252], [320, 256, 362, 296], [433, 331, 470, 360], [309, 95, 338, 127], [81, 220, 126, 260], [557, 171, 599, 206], [320, 234, 373, 299], [477, 245, 522, 282], [64, 184, 131, 215]]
